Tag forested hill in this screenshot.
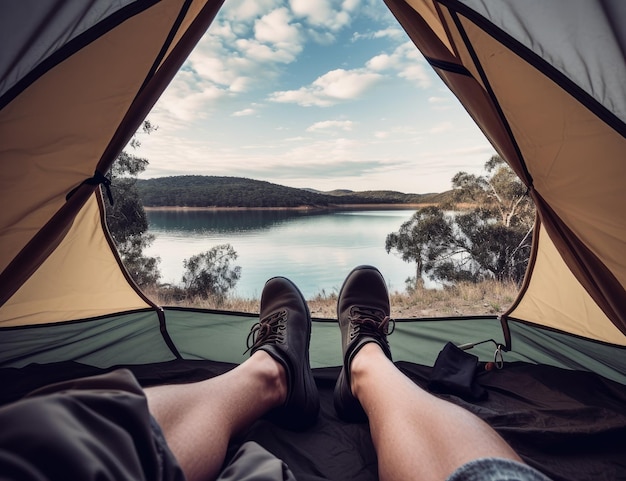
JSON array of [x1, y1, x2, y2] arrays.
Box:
[[136, 175, 446, 208]]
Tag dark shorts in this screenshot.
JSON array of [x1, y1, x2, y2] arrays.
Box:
[[0, 369, 295, 481], [0, 369, 185, 481]]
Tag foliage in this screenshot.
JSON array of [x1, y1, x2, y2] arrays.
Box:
[[385, 206, 452, 283], [386, 156, 534, 285], [182, 244, 242, 303], [452, 155, 533, 228], [135, 175, 445, 208], [108, 120, 153, 178], [114, 235, 161, 286], [104, 120, 161, 287]]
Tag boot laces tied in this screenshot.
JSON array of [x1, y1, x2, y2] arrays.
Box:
[[348, 306, 395, 341], [245, 309, 288, 354]]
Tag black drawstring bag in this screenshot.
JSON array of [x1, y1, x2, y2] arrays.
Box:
[[428, 342, 486, 401]]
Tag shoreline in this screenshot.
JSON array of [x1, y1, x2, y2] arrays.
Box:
[[145, 278, 519, 318], [144, 203, 438, 212]]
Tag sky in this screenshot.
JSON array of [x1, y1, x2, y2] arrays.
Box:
[[137, 0, 496, 194]]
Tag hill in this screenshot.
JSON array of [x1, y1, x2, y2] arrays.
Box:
[[136, 175, 449, 208]]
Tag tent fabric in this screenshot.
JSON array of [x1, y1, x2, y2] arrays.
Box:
[[0, 0, 224, 317], [0, 3, 625, 478], [0, 0, 624, 349], [506, 223, 625, 346], [0, 194, 154, 326], [2, 310, 624, 385], [384, 0, 626, 343], [0, 1, 137, 103]]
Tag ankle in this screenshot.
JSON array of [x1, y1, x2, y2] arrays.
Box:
[[349, 342, 386, 398], [250, 351, 289, 407]]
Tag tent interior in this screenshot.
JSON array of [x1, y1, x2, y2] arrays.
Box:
[[1, 1, 625, 480]]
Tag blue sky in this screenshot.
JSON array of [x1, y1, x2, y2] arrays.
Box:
[[138, 0, 496, 194]]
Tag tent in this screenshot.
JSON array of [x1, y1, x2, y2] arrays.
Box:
[[1, 1, 625, 479]]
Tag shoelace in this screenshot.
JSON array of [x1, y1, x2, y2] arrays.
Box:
[[348, 306, 395, 342], [244, 309, 288, 354]]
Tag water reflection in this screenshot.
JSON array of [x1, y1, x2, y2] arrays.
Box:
[[147, 209, 320, 233], [145, 209, 418, 298]]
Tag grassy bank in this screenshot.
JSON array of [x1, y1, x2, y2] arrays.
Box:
[[145, 279, 520, 319]]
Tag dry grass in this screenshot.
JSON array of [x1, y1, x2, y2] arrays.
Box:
[[144, 279, 520, 319], [389, 279, 519, 318]]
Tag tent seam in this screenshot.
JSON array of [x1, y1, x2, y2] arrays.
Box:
[[446, 7, 533, 187], [0, 0, 161, 111], [438, 0, 626, 137]]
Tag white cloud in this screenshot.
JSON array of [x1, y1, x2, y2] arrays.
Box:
[[398, 64, 431, 87], [221, 0, 282, 22], [188, 43, 258, 91], [269, 68, 382, 106], [232, 108, 256, 116], [255, 8, 302, 45], [289, 0, 358, 31], [206, 22, 238, 41], [366, 53, 394, 71], [148, 71, 227, 128], [267, 36, 433, 109], [352, 27, 405, 41], [269, 89, 327, 107], [366, 41, 431, 88], [185, 4, 306, 86], [235, 37, 300, 64], [307, 120, 354, 132], [343, 0, 360, 11], [149, 2, 310, 126], [315, 69, 380, 99]]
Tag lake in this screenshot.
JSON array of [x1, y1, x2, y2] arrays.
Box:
[[145, 208, 422, 299]]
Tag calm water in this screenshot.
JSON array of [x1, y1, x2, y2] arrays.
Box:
[[145, 209, 421, 299]]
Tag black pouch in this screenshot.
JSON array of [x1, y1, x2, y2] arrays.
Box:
[[428, 342, 486, 401]]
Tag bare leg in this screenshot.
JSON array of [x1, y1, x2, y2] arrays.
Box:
[[145, 351, 286, 481], [351, 343, 522, 481]]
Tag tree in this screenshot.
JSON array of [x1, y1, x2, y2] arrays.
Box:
[[386, 155, 534, 286], [452, 155, 533, 229], [385, 206, 453, 284], [182, 244, 241, 303], [104, 120, 161, 287]]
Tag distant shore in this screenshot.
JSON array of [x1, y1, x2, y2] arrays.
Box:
[[144, 203, 437, 212]]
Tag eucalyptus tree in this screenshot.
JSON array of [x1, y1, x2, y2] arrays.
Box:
[[386, 155, 534, 286], [104, 120, 161, 287], [182, 244, 241, 304]]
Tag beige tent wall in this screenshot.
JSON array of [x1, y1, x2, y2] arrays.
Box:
[[455, 16, 626, 343], [0, 0, 223, 326], [0, 0, 189, 275], [1, 0, 624, 345], [459, 17, 626, 289], [508, 224, 625, 346], [387, 0, 626, 344], [0, 194, 152, 327]]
